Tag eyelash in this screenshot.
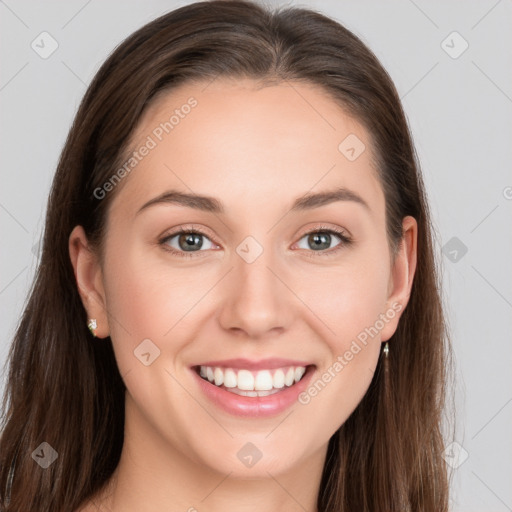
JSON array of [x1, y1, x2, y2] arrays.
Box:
[[158, 225, 353, 259]]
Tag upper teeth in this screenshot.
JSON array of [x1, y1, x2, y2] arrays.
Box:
[[199, 365, 307, 391]]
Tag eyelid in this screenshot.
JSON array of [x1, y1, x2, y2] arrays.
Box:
[[159, 224, 216, 242], [295, 223, 352, 241]]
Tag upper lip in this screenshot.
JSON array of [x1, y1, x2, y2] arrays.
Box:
[[192, 358, 314, 370]]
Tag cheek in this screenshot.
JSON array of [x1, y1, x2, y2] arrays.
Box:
[[292, 250, 389, 411], [105, 256, 170, 333], [101, 240, 198, 376], [295, 261, 387, 435], [296, 251, 391, 345]]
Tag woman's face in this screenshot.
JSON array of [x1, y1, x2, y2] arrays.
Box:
[[72, 78, 416, 479]]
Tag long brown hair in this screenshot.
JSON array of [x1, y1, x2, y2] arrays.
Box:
[[0, 1, 452, 510]]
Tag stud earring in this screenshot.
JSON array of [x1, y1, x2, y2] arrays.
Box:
[[383, 342, 389, 358], [87, 318, 97, 337]]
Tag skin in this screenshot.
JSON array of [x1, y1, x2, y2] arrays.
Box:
[[69, 78, 417, 512]]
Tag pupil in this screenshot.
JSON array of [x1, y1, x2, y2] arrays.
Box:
[[179, 233, 203, 251], [310, 233, 330, 250]]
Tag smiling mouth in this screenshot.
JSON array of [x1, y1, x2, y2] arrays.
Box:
[[193, 364, 315, 397]]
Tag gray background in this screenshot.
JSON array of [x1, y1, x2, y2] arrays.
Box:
[[1, 1, 511, 510]]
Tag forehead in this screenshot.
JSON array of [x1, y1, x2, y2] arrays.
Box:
[[110, 78, 384, 221]]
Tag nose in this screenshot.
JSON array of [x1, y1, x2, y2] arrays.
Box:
[[217, 246, 294, 339]]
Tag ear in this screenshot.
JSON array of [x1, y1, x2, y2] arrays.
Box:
[[68, 225, 110, 338], [380, 215, 418, 342]]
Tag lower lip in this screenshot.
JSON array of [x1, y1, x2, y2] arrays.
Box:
[[191, 366, 316, 418]]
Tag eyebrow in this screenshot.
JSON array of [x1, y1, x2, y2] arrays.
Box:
[[136, 186, 371, 216]]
